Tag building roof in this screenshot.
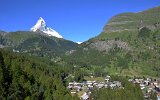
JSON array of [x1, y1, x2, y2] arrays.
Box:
[[81, 92, 89, 100]]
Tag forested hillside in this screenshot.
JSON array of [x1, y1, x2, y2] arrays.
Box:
[[0, 49, 78, 99]]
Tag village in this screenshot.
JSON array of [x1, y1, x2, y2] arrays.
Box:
[[128, 78, 160, 100], [67, 75, 122, 100], [67, 76, 160, 100]]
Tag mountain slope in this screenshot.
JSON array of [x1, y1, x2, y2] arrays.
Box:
[[103, 6, 160, 33], [0, 31, 78, 58], [64, 6, 160, 77]]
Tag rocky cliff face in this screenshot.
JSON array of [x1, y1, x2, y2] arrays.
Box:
[[90, 40, 131, 52]]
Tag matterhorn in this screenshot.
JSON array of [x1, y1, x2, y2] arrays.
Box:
[[31, 17, 63, 38]]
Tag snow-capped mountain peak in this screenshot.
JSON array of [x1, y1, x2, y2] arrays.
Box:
[[31, 17, 46, 32], [31, 17, 63, 38], [77, 42, 82, 44]]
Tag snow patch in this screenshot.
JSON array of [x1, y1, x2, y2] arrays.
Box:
[[31, 17, 63, 38], [77, 42, 82, 44]]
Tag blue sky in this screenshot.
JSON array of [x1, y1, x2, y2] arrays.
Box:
[[0, 0, 160, 42]]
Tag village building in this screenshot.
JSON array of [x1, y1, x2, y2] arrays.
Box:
[[81, 92, 89, 100], [157, 92, 160, 100]]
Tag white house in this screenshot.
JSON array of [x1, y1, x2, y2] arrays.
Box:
[[81, 92, 89, 100]]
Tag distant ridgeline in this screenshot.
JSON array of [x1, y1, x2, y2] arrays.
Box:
[[0, 31, 78, 58]]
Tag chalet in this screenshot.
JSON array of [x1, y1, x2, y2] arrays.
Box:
[[135, 79, 140, 84], [147, 85, 155, 93], [157, 92, 160, 100], [128, 79, 133, 82], [67, 85, 72, 89], [87, 82, 93, 85], [69, 82, 74, 86], [71, 90, 77, 94], [81, 92, 89, 100], [139, 79, 144, 83], [97, 83, 104, 88], [110, 83, 117, 88], [93, 82, 98, 86], [74, 82, 81, 86], [144, 80, 150, 85], [146, 78, 151, 81], [113, 81, 121, 87], [140, 83, 145, 90], [153, 81, 158, 86], [104, 84, 108, 88], [144, 93, 149, 99], [90, 76, 94, 78], [105, 75, 110, 83], [88, 85, 93, 88], [134, 79, 144, 84]]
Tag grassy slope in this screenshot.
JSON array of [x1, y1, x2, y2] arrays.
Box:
[[103, 6, 160, 32]]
